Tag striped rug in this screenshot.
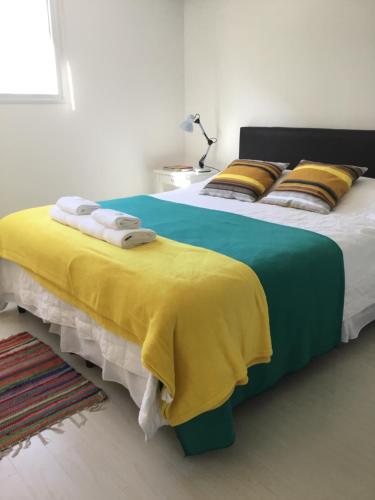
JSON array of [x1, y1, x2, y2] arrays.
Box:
[[0, 332, 107, 455]]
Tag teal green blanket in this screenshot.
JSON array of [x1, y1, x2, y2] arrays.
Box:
[[100, 195, 345, 455]]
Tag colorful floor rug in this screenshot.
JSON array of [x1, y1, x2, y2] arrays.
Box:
[[0, 332, 107, 455]]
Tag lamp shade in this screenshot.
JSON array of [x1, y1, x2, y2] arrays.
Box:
[[180, 114, 195, 133]]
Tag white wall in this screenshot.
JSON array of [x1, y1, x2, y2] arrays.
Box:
[[3, 0, 375, 216], [184, 0, 375, 168], [0, 0, 185, 216]]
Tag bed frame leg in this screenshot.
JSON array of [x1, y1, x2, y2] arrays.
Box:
[[69, 353, 95, 369], [17, 306, 26, 314]]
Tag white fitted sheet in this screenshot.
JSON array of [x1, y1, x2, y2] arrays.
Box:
[[1, 176, 375, 437]]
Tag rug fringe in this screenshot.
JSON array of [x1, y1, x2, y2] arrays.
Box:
[[89, 401, 106, 412], [77, 411, 88, 426], [69, 415, 81, 429], [0, 447, 13, 460], [38, 433, 49, 446], [0, 398, 107, 460], [48, 425, 65, 435], [11, 442, 23, 458]]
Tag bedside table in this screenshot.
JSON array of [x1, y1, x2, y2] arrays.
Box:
[[153, 169, 214, 193]]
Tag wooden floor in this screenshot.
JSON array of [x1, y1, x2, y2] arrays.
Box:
[[1, 304, 375, 500]]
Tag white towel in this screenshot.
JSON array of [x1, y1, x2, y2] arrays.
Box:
[[103, 228, 156, 249], [77, 216, 106, 240], [56, 196, 99, 215], [79, 224, 156, 249], [51, 206, 156, 249], [51, 207, 105, 238], [92, 208, 141, 230], [50, 205, 82, 229]]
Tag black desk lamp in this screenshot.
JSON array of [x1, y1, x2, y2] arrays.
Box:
[[180, 114, 217, 172]]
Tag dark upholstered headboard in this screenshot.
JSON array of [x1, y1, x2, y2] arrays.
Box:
[[239, 127, 375, 177]]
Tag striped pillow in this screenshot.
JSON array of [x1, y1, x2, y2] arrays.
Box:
[[261, 160, 368, 214], [200, 159, 288, 202]]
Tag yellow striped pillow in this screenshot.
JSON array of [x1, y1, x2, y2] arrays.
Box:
[[200, 159, 288, 202], [261, 160, 368, 214]]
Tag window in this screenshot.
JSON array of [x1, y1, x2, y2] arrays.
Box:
[[0, 0, 61, 101]]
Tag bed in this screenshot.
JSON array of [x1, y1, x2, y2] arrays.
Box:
[[1, 126, 375, 455]]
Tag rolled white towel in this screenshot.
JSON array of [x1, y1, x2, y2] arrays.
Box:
[[103, 228, 156, 249], [51, 205, 156, 249], [56, 196, 99, 215], [79, 223, 156, 248], [92, 208, 140, 230], [50, 205, 82, 229], [77, 216, 106, 240]]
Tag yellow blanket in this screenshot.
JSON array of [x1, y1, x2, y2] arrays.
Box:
[[0, 206, 271, 425]]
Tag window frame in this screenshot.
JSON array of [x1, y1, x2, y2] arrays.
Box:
[[0, 0, 64, 104]]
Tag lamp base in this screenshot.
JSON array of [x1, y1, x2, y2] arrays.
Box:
[[194, 167, 212, 173]]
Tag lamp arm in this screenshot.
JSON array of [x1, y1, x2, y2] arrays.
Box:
[[198, 142, 213, 169], [197, 121, 211, 144], [194, 114, 217, 146]]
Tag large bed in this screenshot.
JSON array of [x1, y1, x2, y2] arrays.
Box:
[[1, 126, 375, 455]]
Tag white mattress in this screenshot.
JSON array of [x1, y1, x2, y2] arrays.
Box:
[[1, 177, 375, 437]]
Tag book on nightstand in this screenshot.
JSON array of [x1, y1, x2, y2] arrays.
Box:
[[162, 164, 194, 172]]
